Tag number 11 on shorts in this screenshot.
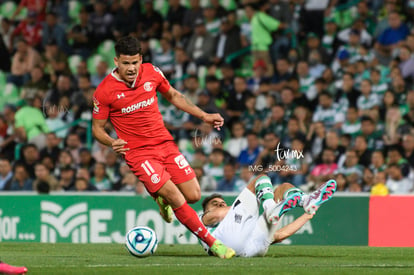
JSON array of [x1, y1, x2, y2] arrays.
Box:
[[141, 160, 155, 176]]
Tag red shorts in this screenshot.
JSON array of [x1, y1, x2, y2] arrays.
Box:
[[124, 141, 195, 195]]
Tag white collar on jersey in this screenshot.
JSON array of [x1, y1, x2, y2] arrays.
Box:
[[110, 68, 138, 88]]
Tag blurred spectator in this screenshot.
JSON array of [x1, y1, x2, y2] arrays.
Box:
[[91, 162, 111, 191], [402, 133, 414, 167], [204, 148, 225, 183], [42, 39, 70, 80], [11, 0, 47, 22], [217, 162, 246, 192], [39, 132, 61, 163], [211, 15, 242, 67], [341, 106, 361, 138], [369, 150, 387, 174], [203, 5, 220, 37], [7, 163, 33, 191], [78, 148, 96, 172], [386, 163, 413, 193], [370, 171, 389, 196], [45, 105, 67, 139], [9, 11, 43, 52], [296, 61, 317, 102], [74, 177, 98, 192], [138, 0, 163, 39], [164, 0, 187, 31], [91, 61, 109, 88], [152, 37, 175, 78], [353, 136, 372, 167], [270, 58, 292, 92], [112, 0, 139, 40], [186, 18, 215, 66], [238, 131, 261, 166], [226, 77, 252, 119], [92, 141, 111, 163], [357, 79, 380, 116], [337, 149, 364, 185], [360, 116, 384, 150], [307, 121, 326, 159], [58, 165, 75, 191], [245, 3, 280, 77], [312, 92, 343, 130], [240, 95, 260, 133], [33, 162, 59, 191], [308, 148, 338, 188], [118, 171, 139, 192], [192, 160, 216, 191], [67, 7, 94, 59], [65, 133, 82, 164], [375, 11, 409, 63], [303, 32, 329, 65], [9, 39, 41, 87], [1, 18, 15, 51], [224, 121, 247, 159], [0, 158, 13, 190], [398, 45, 414, 80], [42, 12, 67, 53], [16, 143, 39, 178], [21, 66, 49, 100], [171, 48, 196, 91], [105, 151, 121, 184], [182, 0, 203, 36], [386, 145, 411, 177], [14, 99, 49, 148], [89, 0, 114, 46]]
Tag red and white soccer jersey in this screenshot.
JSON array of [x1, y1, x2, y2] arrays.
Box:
[[93, 63, 174, 149], [93, 63, 194, 193]]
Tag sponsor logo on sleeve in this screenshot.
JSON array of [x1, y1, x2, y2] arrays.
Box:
[[93, 97, 100, 114]]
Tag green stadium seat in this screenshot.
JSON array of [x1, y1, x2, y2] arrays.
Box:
[[87, 54, 104, 75], [154, 0, 169, 18], [97, 39, 116, 65], [15, 7, 27, 21], [0, 71, 6, 87], [0, 1, 17, 19], [0, 83, 20, 110], [68, 0, 82, 24], [220, 0, 237, 11], [197, 66, 207, 89], [149, 39, 161, 52], [68, 54, 83, 75]]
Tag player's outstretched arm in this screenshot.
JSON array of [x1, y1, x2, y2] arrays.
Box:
[[92, 118, 130, 155], [202, 206, 230, 227], [162, 87, 224, 130], [271, 213, 314, 244]]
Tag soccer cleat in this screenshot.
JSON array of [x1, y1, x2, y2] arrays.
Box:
[[0, 261, 28, 274], [266, 192, 303, 224], [210, 240, 236, 259], [303, 179, 337, 214], [155, 196, 173, 223]]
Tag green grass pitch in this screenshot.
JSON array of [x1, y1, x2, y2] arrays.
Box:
[[1, 243, 414, 275]]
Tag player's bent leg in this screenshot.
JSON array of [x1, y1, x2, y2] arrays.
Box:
[[176, 178, 201, 204], [157, 180, 235, 259], [303, 179, 337, 214]]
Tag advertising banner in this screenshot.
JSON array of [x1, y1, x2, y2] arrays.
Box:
[[0, 194, 368, 245]]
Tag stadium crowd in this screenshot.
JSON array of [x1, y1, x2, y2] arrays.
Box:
[[0, 0, 413, 195]]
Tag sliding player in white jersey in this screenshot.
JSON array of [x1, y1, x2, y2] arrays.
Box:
[[200, 174, 337, 257]]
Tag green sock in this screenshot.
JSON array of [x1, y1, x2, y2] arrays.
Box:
[[255, 176, 276, 212]]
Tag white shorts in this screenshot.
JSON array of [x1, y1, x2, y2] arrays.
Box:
[[212, 188, 283, 257]]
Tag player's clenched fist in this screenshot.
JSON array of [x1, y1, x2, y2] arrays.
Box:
[[202, 113, 224, 131], [111, 139, 130, 155]]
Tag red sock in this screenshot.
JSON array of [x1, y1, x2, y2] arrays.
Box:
[[173, 202, 216, 247]]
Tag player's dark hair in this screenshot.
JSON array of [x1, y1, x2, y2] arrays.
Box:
[[202, 193, 224, 212], [115, 36, 142, 57]]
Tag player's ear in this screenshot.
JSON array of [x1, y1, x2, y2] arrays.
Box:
[[114, 57, 119, 67]]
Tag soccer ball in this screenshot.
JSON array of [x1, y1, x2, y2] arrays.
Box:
[[125, 226, 158, 257]]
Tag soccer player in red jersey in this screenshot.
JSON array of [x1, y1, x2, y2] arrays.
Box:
[[92, 36, 235, 259]]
